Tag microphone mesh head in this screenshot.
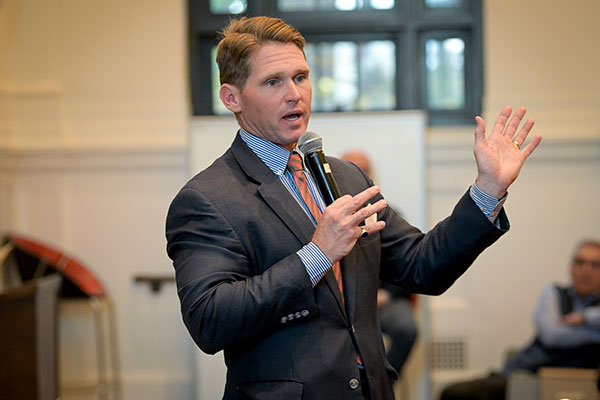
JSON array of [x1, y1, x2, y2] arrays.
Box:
[[298, 131, 322, 154]]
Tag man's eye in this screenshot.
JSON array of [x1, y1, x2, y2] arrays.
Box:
[[295, 75, 306, 82], [266, 79, 278, 86]]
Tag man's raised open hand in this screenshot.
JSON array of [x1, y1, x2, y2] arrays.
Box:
[[474, 106, 542, 198]]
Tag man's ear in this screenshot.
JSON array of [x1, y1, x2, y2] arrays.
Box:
[[219, 83, 242, 113]]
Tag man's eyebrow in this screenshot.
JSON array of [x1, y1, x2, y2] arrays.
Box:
[[257, 67, 309, 81], [290, 68, 310, 78]]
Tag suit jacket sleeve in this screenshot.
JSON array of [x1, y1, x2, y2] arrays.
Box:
[[332, 158, 510, 296], [378, 190, 509, 295], [167, 149, 509, 357], [166, 185, 319, 354]]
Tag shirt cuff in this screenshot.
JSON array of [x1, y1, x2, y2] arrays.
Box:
[[297, 242, 332, 287], [470, 182, 507, 223]]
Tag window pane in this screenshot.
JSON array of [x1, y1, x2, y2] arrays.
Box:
[[425, 0, 463, 8], [358, 41, 396, 110], [278, 0, 394, 11], [370, 0, 394, 10], [306, 42, 358, 111], [210, 0, 247, 14], [426, 37, 465, 110], [278, 0, 367, 12], [306, 40, 395, 112]]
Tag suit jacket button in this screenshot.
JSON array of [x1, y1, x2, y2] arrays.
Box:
[[301, 309, 309, 317], [295, 312, 301, 319], [280, 317, 287, 324], [349, 378, 360, 390], [287, 313, 294, 320]]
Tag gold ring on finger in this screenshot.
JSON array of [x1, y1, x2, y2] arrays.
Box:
[[512, 140, 521, 149], [360, 226, 368, 238]]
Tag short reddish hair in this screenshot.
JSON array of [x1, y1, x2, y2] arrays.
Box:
[[216, 16, 306, 89]]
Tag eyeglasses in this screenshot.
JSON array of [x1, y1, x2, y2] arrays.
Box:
[[573, 257, 600, 269]]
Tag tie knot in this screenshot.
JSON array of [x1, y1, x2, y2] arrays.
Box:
[[287, 152, 303, 174]]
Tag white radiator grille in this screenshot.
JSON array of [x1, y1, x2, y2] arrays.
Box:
[[431, 337, 467, 370]]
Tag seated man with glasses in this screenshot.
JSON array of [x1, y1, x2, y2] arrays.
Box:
[[440, 239, 600, 400]]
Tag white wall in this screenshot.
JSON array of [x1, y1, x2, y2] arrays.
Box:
[[1, 0, 599, 399], [481, 0, 600, 141], [0, 148, 195, 399], [0, 0, 188, 150], [0, 0, 194, 398]]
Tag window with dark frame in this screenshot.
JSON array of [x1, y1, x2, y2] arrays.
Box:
[[189, 0, 483, 126]]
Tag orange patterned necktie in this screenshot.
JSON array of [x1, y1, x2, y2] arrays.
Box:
[[287, 153, 344, 301]]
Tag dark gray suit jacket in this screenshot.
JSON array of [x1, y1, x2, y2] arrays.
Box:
[[166, 133, 509, 400]]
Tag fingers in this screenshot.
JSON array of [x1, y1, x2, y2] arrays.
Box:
[[481, 106, 539, 153], [503, 106, 527, 138], [345, 186, 382, 214], [357, 219, 386, 238], [329, 186, 387, 235], [520, 134, 542, 159], [315, 187, 387, 262], [474, 116, 486, 146], [491, 105, 512, 136], [512, 117, 534, 146], [352, 199, 387, 226]]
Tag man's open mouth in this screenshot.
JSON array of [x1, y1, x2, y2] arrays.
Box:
[[283, 112, 301, 121]]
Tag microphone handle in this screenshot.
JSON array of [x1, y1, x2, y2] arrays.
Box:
[[305, 150, 341, 206]]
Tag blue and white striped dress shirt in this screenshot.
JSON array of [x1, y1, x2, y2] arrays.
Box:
[[239, 129, 331, 285], [239, 128, 505, 287]]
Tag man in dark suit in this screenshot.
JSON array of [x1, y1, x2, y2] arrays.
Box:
[[166, 16, 542, 400]]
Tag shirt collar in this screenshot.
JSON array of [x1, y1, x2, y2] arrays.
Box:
[[239, 128, 300, 176]]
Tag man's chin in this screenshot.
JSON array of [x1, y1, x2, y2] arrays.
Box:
[[281, 124, 307, 139], [291, 129, 307, 144]]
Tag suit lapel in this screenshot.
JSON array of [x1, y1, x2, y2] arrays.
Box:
[[230, 134, 315, 246], [231, 134, 350, 319]]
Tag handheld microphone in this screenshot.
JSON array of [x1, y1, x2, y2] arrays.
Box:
[[298, 132, 341, 206]]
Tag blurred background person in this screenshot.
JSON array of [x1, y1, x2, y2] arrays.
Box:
[[440, 239, 600, 400]]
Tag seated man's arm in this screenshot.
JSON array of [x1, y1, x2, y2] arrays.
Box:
[[535, 285, 600, 348], [582, 305, 600, 328]]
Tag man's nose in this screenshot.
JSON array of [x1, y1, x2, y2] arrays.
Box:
[[284, 80, 301, 103]]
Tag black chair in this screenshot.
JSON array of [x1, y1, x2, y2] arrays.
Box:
[[1, 232, 121, 400], [0, 274, 62, 400]]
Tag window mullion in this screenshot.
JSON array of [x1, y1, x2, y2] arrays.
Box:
[[193, 0, 483, 125]]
